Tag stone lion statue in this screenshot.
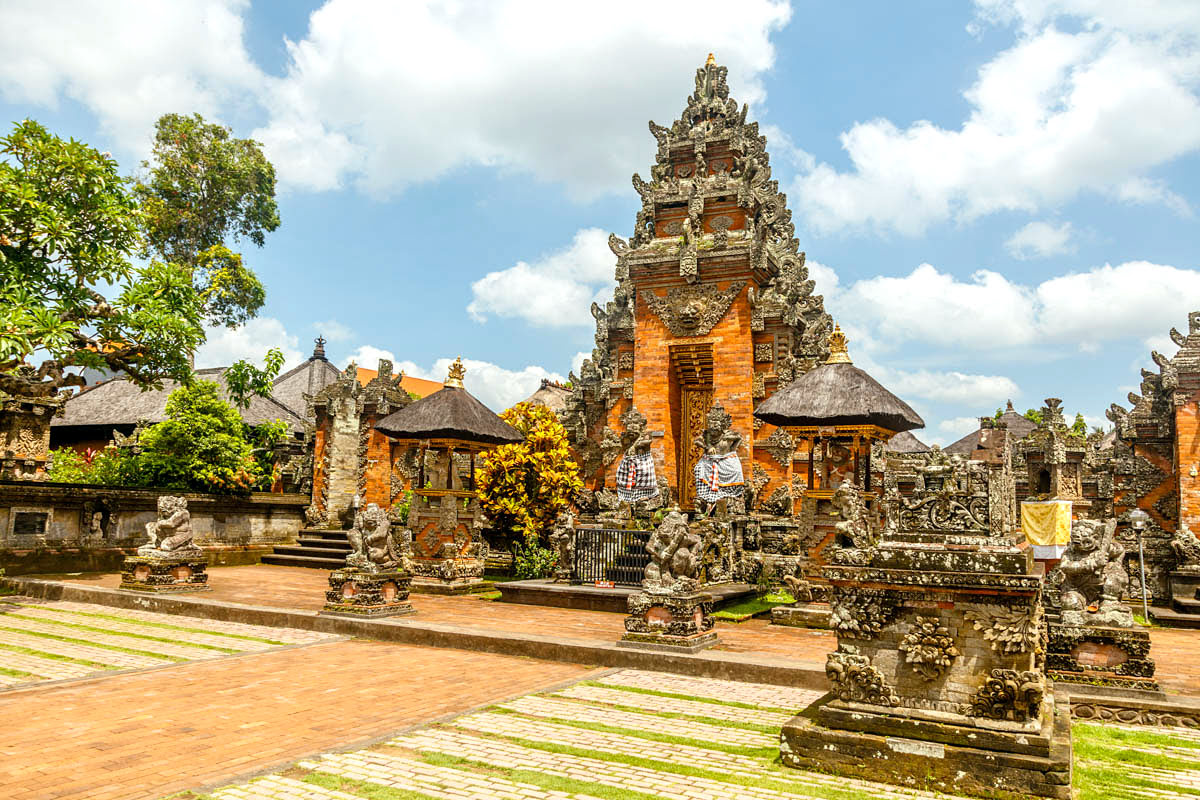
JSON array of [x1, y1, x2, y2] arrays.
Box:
[[346, 503, 413, 574], [643, 509, 703, 593], [1058, 518, 1132, 627], [139, 495, 198, 555]]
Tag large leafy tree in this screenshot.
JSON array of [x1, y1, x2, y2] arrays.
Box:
[[477, 402, 582, 545], [135, 113, 280, 327], [0, 120, 204, 397]]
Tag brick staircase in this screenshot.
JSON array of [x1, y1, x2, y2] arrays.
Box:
[[261, 529, 350, 569]]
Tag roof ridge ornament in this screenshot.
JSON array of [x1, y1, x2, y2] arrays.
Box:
[[706, 52, 716, 66], [445, 356, 466, 389], [826, 325, 852, 364]]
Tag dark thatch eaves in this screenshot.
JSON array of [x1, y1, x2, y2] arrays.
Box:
[[944, 403, 1038, 456], [753, 327, 924, 433], [374, 359, 523, 446], [884, 430, 931, 453]]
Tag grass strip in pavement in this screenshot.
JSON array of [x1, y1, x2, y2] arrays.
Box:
[[487, 705, 777, 759], [0, 664, 39, 679], [23, 604, 289, 646], [302, 770, 446, 800], [432, 724, 877, 800], [421, 751, 671, 800], [584, 679, 797, 715], [0, 641, 117, 669], [1073, 722, 1200, 800], [0, 624, 186, 662], [549, 691, 781, 734], [5, 612, 242, 653]]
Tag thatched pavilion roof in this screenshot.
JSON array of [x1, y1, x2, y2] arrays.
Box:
[[374, 358, 523, 446], [884, 430, 931, 453], [944, 401, 1037, 455], [753, 327, 925, 433]]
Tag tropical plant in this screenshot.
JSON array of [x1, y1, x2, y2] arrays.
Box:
[[0, 119, 204, 397], [222, 347, 285, 410], [476, 402, 582, 545], [511, 540, 558, 580]]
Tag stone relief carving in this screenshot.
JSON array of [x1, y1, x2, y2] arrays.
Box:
[[138, 495, 199, 556], [964, 605, 1041, 655], [346, 503, 413, 574], [826, 646, 899, 707], [830, 587, 898, 639], [832, 483, 879, 550], [642, 280, 746, 338], [969, 669, 1044, 723], [898, 616, 960, 681], [1171, 524, 1200, 569]]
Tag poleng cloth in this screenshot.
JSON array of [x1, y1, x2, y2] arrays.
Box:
[[616, 452, 659, 502], [1021, 500, 1072, 559], [694, 452, 745, 503]]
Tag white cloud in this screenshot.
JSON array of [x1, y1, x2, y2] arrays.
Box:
[[313, 319, 354, 342], [341, 345, 396, 369], [881, 369, 1019, 405], [1005, 220, 1075, 259], [793, 1, 1200, 234], [195, 317, 303, 370], [0, 0, 263, 157], [394, 357, 566, 413], [467, 228, 615, 327], [254, 0, 791, 196], [939, 416, 985, 437]]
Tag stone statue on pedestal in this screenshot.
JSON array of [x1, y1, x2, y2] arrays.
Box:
[[1058, 518, 1133, 628], [547, 512, 575, 583], [139, 495, 199, 556], [346, 503, 413, 574], [120, 495, 209, 593], [642, 509, 702, 593]]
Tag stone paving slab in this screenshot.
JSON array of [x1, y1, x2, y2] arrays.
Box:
[[555, 683, 797, 727], [596, 668, 822, 709]]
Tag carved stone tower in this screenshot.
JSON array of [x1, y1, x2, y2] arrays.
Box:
[[563, 55, 833, 513]]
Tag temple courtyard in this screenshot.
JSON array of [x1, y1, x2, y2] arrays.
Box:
[[0, 567, 1197, 799]]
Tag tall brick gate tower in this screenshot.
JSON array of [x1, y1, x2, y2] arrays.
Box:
[[563, 55, 835, 514]]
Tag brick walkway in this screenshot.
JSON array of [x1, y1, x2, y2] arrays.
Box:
[[0, 637, 592, 800], [59, 565, 1200, 695]]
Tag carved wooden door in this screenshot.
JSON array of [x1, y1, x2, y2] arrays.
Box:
[[680, 387, 713, 510]]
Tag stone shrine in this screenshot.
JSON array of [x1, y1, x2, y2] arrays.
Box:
[[119, 495, 210, 593], [321, 502, 415, 618]]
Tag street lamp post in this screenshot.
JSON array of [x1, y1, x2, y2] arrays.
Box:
[[1130, 508, 1151, 624]]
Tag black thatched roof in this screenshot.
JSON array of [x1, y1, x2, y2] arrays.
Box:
[[272, 348, 340, 416], [374, 361, 522, 445], [884, 430, 930, 453], [944, 405, 1038, 456]]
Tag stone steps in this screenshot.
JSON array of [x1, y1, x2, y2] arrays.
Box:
[[261, 528, 351, 570], [1151, 604, 1200, 629]]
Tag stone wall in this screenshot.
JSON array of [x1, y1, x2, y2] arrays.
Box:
[[0, 481, 307, 574]]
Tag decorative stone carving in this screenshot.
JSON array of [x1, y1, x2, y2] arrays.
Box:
[[970, 670, 1045, 723], [831, 482, 878, 550], [829, 587, 897, 639], [642, 509, 702, 592], [345, 503, 413, 574], [615, 407, 658, 504], [692, 403, 744, 506], [120, 496, 209, 593], [826, 646, 898, 706], [138, 495, 199, 556], [548, 512, 575, 583], [964, 605, 1041, 654], [759, 427, 794, 467], [1058, 518, 1134, 627], [642, 280, 746, 337], [899, 616, 960, 681], [753, 343, 773, 363], [1171, 524, 1200, 568]]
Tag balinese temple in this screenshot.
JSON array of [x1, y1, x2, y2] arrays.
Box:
[[374, 358, 523, 593], [562, 54, 835, 516]]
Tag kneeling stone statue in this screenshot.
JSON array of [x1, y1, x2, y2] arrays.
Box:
[[120, 495, 210, 593]]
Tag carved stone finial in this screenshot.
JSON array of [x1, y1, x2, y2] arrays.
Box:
[[313, 336, 327, 360], [706, 52, 716, 66], [1006, 399, 1014, 412], [445, 357, 466, 389], [825, 325, 852, 364]]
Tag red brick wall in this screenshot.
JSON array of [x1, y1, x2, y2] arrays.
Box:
[[1177, 387, 1200, 533]]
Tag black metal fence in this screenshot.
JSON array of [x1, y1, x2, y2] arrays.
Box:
[[573, 528, 652, 586]]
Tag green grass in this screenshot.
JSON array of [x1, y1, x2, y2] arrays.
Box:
[[0, 623, 186, 662], [1133, 613, 1160, 628], [582, 679, 794, 715], [1073, 722, 1200, 799], [302, 770, 445, 800], [0, 641, 117, 669], [485, 705, 777, 758], [546, 691, 781, 734], [0, 664, 39, 679], [421, 751, 669, 800], [713, 594, 793, 622], [23, 604, 288, 645], [476, 590, 503, 600], [4, 612, 242, 653]]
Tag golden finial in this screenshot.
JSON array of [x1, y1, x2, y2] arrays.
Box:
[[445, 356, 466, 388], [706, 52, 716, 66], [825, 325, 852, 364]]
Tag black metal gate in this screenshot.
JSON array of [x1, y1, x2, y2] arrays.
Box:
[[573, 528, 652, 586]]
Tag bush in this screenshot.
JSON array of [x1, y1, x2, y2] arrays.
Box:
[[511, 540, 557, 580], [47, 447, 139, 486]]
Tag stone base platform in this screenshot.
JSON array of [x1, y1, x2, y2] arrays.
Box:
[[621, 590, 718, 653], [617, 629, 719, 653], [781, 694, 1073, 800], [119, 553, 210, 593], [1048, 623, 1157, 690], [497, 579, 754, 614], [321, 569, 414, 618], [409, 577, 494, 596], [770, 602, 831, 629]]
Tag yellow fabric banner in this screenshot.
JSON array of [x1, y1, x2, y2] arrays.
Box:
[[1021, 501, 1072, 546]]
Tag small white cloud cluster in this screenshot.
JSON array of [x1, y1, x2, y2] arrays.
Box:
[[195, 316, 304, 371], [1005, 220, 1076, 260]]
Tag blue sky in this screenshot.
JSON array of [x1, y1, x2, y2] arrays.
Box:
[[3, 0, 1200, 444]]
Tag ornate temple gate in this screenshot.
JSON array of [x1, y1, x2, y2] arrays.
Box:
[[672, 344, 714, 510]]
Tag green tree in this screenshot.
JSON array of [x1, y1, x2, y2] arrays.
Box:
[[1023, 408, 1044, 425], [137, 380, 266, 493], [1071, 413, 1088, 437], [477, 402, 582, 545], [222, 347, 285, 410], [135, 113, 279, 327], [0, 119, 204, 397]]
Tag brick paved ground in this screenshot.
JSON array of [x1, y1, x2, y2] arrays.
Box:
[[59, 565, 1200, 695], [0, 635, 592, 800], [207, 668, 1200, 800]]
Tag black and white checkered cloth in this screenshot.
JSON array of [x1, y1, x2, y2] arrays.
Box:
[[616, 452, 659, 502], [694, 452, 745, 503]]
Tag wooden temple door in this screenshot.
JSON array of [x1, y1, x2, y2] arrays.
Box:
[[672, 344, 714, 511]]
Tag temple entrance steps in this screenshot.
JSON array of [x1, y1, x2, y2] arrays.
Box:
[[261, 529, 351, 569]]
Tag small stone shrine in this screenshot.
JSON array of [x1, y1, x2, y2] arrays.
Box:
[[1046, 517, 1156, 689], [620, 509, 719, 652], [119, 495, 210, 593], [374, 358, 523, 593], [321, 502, 415, 618]]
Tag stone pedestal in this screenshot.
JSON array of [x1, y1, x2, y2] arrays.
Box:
[[1169, 566, 1200, 616], [409, 559, 492, 595], [619, 590, 718, 652], [770, 602, 831, 629], [321, 569, 415, 618], [780, 531, 1072, 800], [1047, 623, 1157, 690], [119, 553, 210, 593]]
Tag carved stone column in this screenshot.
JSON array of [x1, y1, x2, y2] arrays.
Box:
[[0, 394, 63, 480]]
